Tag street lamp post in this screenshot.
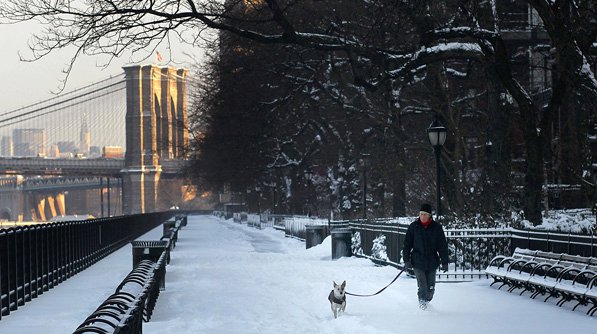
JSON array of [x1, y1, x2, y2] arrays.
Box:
[[304, 167, 313, 217], [427, 119, 447, 220]]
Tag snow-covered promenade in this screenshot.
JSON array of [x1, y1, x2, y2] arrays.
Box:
[[0, 215, 595, 333]]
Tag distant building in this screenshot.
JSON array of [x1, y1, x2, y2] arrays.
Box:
[[49, 144, 60, 158], [90, 146, 101, 158], [56, 141, 78, 156], [102, 146, 124, 158], [58, 152, 74, 159], [1, 136, 13, 157], [80, 116, 91, 156], [13, 129, 46, 157]]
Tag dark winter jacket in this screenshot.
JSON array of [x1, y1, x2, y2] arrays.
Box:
[[402, 219, 449, 271]]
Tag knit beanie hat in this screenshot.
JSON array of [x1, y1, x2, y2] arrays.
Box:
[[419, 203, 433, 216]]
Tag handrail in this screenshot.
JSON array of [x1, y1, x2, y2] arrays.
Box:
[[72, 215, 185, 333], [0, 212, 174, 321]]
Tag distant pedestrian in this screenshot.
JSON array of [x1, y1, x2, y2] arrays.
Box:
[[402, 203, 449, 310]]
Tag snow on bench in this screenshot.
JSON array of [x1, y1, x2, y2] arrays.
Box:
[[485, 248, 597, 316]]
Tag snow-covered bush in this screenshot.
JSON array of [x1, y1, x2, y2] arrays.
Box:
[[371, 234, 388, 261], [351, 231, 363, 256]]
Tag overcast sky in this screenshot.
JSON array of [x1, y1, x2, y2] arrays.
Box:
[[0, 20, 202, 112]]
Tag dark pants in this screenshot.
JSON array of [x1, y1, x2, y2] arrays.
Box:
[[413, 268, 437, 302]]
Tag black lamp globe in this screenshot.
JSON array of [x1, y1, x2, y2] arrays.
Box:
[[427, 119, 447, 147], [427, 119, 447, 219]]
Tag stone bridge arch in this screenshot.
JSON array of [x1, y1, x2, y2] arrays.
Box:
[[0, 208, 12, 221]]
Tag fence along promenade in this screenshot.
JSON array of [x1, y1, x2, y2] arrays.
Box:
[[0, 212, 174, 320], [348, 221, 596, 279], [228, 213, 596, 280], [72, 215, 186, 334]]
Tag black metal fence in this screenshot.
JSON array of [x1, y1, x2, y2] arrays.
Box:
[[349, 220, 596, 280], [511, 229, 597, 257], [73, 215, 185, 334], [218, 213, 596, 280], [444, 228, 512, 279], [72, 256, 167, 334], [0, 212, 173, 320]]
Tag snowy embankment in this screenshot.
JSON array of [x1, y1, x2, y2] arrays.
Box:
[[141, 216, 595, 334], [0, 215, 594, 334]]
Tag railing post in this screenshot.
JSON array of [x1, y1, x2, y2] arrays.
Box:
[[40, 224, 47, 292], [15, 228, 24, 307], [567, 232, 571, 255], [57, 223, 64, 284], [31, 225, 40, 299], [591, 232, 595, 257], [0, 229, 7, 318], [51, 223, 58, 288], [8, 229, 16, 312], [22, 227, 32, 303]]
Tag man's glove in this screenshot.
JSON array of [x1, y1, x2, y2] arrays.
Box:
[[403, 261, 412, 270], [441, 263, 448, 273]]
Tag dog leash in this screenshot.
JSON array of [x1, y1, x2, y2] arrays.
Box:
[[345, 269, 405, 297]]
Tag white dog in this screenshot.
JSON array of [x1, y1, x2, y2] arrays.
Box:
[[328, 281, 347, 319]]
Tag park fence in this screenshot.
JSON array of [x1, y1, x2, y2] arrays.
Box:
[[254, 215, 595, 280], [218, 212, 596, 280], [349, 219, 596, 280], [0, 212, 173, 320]]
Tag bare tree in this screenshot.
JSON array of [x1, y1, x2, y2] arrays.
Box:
[[2, 0, 595, 223]]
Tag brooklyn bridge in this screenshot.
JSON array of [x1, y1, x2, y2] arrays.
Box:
[[0, 64, 192, 222]]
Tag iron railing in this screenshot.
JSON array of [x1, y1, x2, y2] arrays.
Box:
[[0, 212, 173, 321], [511, 229, 597, 257], [283, 216, 329, 240], [445, 228, 512, 279], [72, 215, 185, 333], [350, 220, 513, 279], [232, 213, 595, 280], [348, 219, 596, 280]]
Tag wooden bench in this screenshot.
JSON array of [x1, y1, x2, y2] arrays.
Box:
[[485, 248, 597, 316]]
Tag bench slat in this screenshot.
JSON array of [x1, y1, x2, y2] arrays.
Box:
[[485, 248, 597, 316]]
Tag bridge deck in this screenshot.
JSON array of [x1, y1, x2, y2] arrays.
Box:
[[0, 157, 188, 177]]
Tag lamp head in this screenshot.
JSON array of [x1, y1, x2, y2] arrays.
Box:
[[427, 119, 447, 147]]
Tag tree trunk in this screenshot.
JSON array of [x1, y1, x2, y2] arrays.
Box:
[[391, 161, 406, 217], [486, 36, 545, 225]]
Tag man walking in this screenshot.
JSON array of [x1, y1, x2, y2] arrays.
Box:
[[402, 203, 449, 310]]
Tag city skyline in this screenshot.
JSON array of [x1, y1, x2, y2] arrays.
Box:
[[0, 75, 128, 153], [0, 123, 124, 158]]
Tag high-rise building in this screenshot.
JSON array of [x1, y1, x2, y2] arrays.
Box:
[[80, 115, 91, 156], [90, 146, 101, 158], [13, 129, 46, 157], [49, 144, 60, 158], [102, 146, 124, 158], [1, 136, 13, 157], [56, 141, 77, 155]]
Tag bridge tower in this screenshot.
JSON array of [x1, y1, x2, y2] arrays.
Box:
[[122, 65, 188, 214]]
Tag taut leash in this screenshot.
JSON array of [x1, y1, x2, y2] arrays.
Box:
[[345, 269, 405, 297]]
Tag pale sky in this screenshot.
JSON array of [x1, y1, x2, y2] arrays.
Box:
[[0, 20, 203, 112]]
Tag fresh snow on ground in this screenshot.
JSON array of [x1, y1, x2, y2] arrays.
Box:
[[0, 215, 595, 333]]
